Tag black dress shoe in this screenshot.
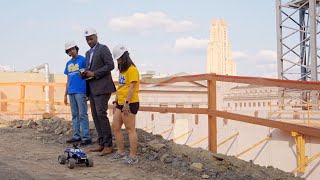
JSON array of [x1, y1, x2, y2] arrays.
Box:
[[66, 138, 82, 143], [80, 139, 92, 146]]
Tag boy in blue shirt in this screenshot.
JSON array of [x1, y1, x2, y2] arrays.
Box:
[[64, 41, 91, 145]]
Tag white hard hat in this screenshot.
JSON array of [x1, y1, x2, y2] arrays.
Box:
[[112, 45, 128, 60], [65, 41, 77, 50], [84, 28, 97, 37]]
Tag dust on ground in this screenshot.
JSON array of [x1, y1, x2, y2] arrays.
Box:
[[0, 117, 302, 180]]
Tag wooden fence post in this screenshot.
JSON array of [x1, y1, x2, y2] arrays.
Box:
[[208, 74, 217, 153], [19, 84, 25, 119]]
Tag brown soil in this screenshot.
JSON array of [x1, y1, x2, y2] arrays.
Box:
[[0, 118, 302, 180]]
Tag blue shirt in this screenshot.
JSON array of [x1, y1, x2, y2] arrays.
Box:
[[88, 43, 97, 68], [64, 55, 87, 94]]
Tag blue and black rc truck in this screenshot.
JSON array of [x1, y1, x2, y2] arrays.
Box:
[[58, 143, 93, 169]]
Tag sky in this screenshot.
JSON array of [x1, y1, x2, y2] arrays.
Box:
[[0, 0, 278, 77]]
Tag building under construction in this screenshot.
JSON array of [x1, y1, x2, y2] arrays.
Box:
[[1, 0, 320, 179]]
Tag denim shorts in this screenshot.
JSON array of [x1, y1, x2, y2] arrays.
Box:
[[116, 102, 140, 114]]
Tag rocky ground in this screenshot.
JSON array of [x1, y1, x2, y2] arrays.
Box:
[[0, 115, 302, 180]]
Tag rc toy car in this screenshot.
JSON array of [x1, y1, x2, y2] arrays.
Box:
[[58, 143, 93, 169]]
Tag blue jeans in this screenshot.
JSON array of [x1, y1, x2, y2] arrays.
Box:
[[69, 93, 90, 140]]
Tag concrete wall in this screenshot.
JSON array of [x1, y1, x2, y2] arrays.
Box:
[[217, 118, 320, 180], [135, 111, 320, 180]]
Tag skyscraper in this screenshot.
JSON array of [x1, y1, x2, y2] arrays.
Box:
[[207, 18, 236, 75]]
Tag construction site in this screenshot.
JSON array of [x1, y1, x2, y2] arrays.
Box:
[[1, 0, 320, 179]]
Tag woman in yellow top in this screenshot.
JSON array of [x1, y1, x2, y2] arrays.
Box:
[[110, 45, 140, 164]]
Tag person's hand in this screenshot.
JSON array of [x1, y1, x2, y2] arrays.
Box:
[[85, 70, 94, 77], [79, 71, 86, 78], [79, 68, 88, 79], [64, 95, 68, 105], [122, 103, 131, 116]]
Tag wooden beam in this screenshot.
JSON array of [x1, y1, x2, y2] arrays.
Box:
[[107, 105, 208, 114], [2, 73, 320, 91], [20, 82, 66, 87], [236, 135, 272, 157], [107, 105, 320, 137], [0, 82, 20, 86], [292, 152, 320, 173], [0, 99, 19, 103], [215, 110, 320, 138], [138, 90, 207, 94], [0, 99, 66, 105], [217, 132, 239, 147], [214, 74, 320, 90], [19, 85, 25, 119], [0, 82, 66, 87], [208, 76, 217, 153], [140, 106, 208, 114], [159, 74, 211, 84]]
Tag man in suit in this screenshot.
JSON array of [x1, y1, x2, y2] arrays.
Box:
[[82, 28, 116, 156]]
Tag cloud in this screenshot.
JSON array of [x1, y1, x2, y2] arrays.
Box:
[[235, 49, 278, 78], [232, 49, 276, 63], [256, 50, 277, 62], [232, 51, 248, 59], [174, 37, 208, 52], [109, 12, 193, 33]]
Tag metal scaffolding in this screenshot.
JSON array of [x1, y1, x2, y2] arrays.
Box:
[[276, 0, 320, 108]]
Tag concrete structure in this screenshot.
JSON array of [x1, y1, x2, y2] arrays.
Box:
[[207, 18, 236, 75], [220, 83, 320, 180], [135, 79, 320, 180]]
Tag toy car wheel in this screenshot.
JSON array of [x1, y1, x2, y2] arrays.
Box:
[[68, 159, 76, 169], [58, 155, 67, 164], [86, 157, 93, 167]]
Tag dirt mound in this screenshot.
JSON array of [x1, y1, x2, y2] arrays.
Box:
[[134, 130, 300, 180], [0, 117, 301, 180]]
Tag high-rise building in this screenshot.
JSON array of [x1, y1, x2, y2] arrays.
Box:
[[207, 18, 236, 75]]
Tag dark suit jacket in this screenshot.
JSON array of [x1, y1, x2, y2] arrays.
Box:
[[85, 43, 116, 96]]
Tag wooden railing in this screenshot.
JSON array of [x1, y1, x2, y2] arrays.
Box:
[[137, 74, 320, 154], [0, 82, 66, 118], [1, 74, 320, 155]]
